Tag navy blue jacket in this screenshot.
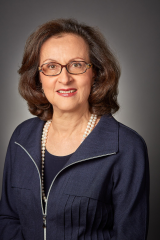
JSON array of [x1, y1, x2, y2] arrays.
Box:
[[0, 115, 149, 240]]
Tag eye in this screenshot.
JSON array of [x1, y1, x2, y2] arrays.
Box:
[[72, 62, 83, 68], [47, 63, 57, 69]]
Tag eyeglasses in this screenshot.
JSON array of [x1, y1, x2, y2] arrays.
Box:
[[38, 61, 92, 76]]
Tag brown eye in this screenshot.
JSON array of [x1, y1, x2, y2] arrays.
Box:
[[72, 62, 83, 68], [47, 63, 57, 69]]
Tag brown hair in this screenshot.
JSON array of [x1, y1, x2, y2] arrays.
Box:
[[18, 18, 120, 121]]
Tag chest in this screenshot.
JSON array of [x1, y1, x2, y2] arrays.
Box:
[[11, 143, 117, 239]]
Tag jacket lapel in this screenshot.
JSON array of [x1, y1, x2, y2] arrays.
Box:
[[65, 114, 119, 167], [15, 118, 45, 171]]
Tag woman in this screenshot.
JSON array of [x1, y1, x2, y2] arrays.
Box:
[[0, 19, 149, 240]]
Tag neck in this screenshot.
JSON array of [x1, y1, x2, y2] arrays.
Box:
[[50, 108, 92, 138]]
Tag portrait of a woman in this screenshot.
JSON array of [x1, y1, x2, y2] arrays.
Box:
[[0, 18, 149, 240]]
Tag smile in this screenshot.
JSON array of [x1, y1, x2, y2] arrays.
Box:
[[57, 90, 76, 93], [56, 88, 77, 97]]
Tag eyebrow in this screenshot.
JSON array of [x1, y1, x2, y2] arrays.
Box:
[[42, 57, 87, 64]]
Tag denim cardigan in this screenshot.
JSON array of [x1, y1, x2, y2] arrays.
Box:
[[0, 114, 149, 240]]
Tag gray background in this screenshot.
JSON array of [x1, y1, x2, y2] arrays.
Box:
[[0, 0, 159, 239]]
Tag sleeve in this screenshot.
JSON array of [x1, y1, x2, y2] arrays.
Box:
[[0, 132, 25, 240], [111, 135, 150, 240]]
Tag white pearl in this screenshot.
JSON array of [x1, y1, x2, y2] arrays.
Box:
[[41, 116, 97, 202]]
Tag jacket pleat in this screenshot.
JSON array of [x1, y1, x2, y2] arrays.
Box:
[[89, 199, 98, 240], [85, 198, 98, 240], [78, 197, 89, 240], [71, 196, 81, 240], [56, 194, 70, 240], [64, 195, 75, 240]]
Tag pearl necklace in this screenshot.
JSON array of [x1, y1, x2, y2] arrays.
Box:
[[41, 114, 97, 203]]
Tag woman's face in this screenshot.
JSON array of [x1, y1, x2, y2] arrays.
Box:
[[39, 34, 94, 115]]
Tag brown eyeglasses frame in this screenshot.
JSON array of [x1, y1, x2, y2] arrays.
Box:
[[38, 61, 92, 76]]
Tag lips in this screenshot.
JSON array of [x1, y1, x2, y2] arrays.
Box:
[[56, 88, 77, 97], [57, 89, 76, 93]]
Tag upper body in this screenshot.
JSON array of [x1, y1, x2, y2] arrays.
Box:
[[0, 18, 149, 240], [0, 115, 149, 240]]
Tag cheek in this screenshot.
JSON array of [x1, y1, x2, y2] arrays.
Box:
[[80, 78, 93, 97], [39, 73, 46, 85], [40, 75, 55, 90]]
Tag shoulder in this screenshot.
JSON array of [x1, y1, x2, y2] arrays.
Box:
[[103, 118, 150, 180], [118, 120, 147, 152], [14, 117, 43, 134], [115, 121, 149, 169], [10, 117, 45, 142], [15, 116, 42, 129], [101, 114, 147, 150]]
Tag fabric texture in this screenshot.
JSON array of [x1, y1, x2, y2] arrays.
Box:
[[0, 114, 149, 240], [44, 150, 72, 195]]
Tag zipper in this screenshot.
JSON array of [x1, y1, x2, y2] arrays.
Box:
[[15, 142, 46, 239], [15, 141, 116, 239], [43, 214, 47, 240]]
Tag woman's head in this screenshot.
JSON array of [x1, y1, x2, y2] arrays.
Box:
[[18, 18, 120, 120], [39, 34, 95, 115]]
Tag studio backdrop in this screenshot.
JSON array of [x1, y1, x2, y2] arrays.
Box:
[[0, 1, 160, 239]]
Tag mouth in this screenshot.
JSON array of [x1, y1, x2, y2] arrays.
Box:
[[57, 89, 77, 93], [56, 88, 77, 97]]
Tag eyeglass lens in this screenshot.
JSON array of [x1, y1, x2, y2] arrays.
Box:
[[41, 61, 88, 76]]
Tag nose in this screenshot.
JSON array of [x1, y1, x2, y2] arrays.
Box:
[[58, 66, 72, 84]]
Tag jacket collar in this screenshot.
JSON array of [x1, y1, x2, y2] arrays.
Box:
[[68, 114, 118, 166], [15, 114, 118, 170]]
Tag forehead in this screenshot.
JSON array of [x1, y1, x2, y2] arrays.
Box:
[[40, 33, 90, 63]]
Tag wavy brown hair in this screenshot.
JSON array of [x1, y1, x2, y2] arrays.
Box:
[[18, 18, 120, 121]]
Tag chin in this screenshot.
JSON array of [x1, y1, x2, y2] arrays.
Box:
[[53, 102, 87, 114], [53, 104, 78, 113]]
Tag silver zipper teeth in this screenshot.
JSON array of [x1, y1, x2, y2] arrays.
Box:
[[15, 142, 46, 240], [15, 141, 116, 239]]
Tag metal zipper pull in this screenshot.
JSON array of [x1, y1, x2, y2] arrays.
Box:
[[43, 214, 47, 228]]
